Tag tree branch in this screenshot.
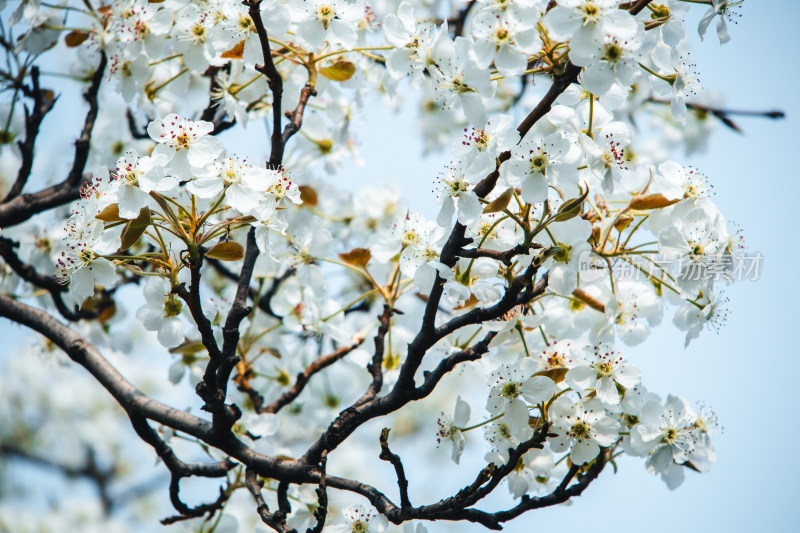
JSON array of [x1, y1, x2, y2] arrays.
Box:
[[3, 66, 56, 202], [0, 51, 106, 227], [262, 337, 366, 414]]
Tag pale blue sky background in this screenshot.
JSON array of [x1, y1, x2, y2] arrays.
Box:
[[2, 1, 798, 531]]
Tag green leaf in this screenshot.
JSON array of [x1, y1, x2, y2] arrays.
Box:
[[552, 187, 589, 222]]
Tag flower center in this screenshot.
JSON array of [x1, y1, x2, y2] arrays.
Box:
[[553, 243, 572, 263], [500, 381, 521, 400], [317, 5, 335, 29], [570, 420, 591, 440], [580, 1, 600, 22], [603, 42, 623, 64], [530, 154, 547, 174]]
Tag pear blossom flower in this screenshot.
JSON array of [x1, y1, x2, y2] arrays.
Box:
[[436, 395, 471, 464], [575, 32, 643, 95], [429, 35, 494, 126], [486, 361, 556, 439], [548, 397, 619, 464], [565, 344, 641, 404], [592, 279, 663, 346], [55, 205, 121, 302], [440, 257, 503, 306], [383, 2, 433, 83], [435, 161, 484, 227], [546, 0, 640, 62], [545, 217, 594, 296], [289, 0, 363, 51], [136, 277, 185, 348], [471, 12, 542, 78], [187, 156, 273, 213], [698, 0, 742, 44], [108, 150, 175, 218], [328, 504, 387, 533], [651, 42, 702, 124], [147, 114, 224, 179], [501, 133, 577, 203], [629, 395, 707, 488], [453, 115, 517, 182]]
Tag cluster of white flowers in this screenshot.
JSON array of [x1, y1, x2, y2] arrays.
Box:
[[0, 0, 753, 530], [438, 342, 717, 497]]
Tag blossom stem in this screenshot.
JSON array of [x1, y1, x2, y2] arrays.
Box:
[[516, 324, 530, 358], [638, 62, 674, 84], [148, 54, 182, 67], [313, 46, 393, 64], [457, 413, 504, 433]]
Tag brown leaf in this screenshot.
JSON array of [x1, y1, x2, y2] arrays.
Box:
[[629, 193, 679, 210], [119, 207, 151, 251], [534, 367, 569, 383], [95, 203, 123, 222], [483, 188, 513, 214], [206, 241, 244, 261], [65, 31, 89, 47], [221, 40, 245, 59], [319, 60, 356, 82], [613, 213, 634, 232], [299, 185, 318, 206], [338, 247, 371, 269]]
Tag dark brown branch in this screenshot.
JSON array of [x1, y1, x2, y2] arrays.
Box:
[[125, 108, 150, 139], [200, 65, 237, 135], [487, 449, 609, 524], [3, 66, 56, 202], [516, 63, 581, 141], [247, 0, 285, 167], [647, 97, 786, 133], [282, 83, 317, 145], [0, 51, 106, 228], [0, 294, 396, 525], [246, 468, 297, 533], [263, 337, 366, 414], [0, 294, 219, 438], [306, 451, 328, 533], [457, 243, 541, 266], [258, 266, 297, 318], [353, 305, 393, 407], [175, 263, 225, 413], [627, 0, 654, 15], [130, 414, 235, 524], [201, 227, 259, 430], [379, 428, 411, 510]]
